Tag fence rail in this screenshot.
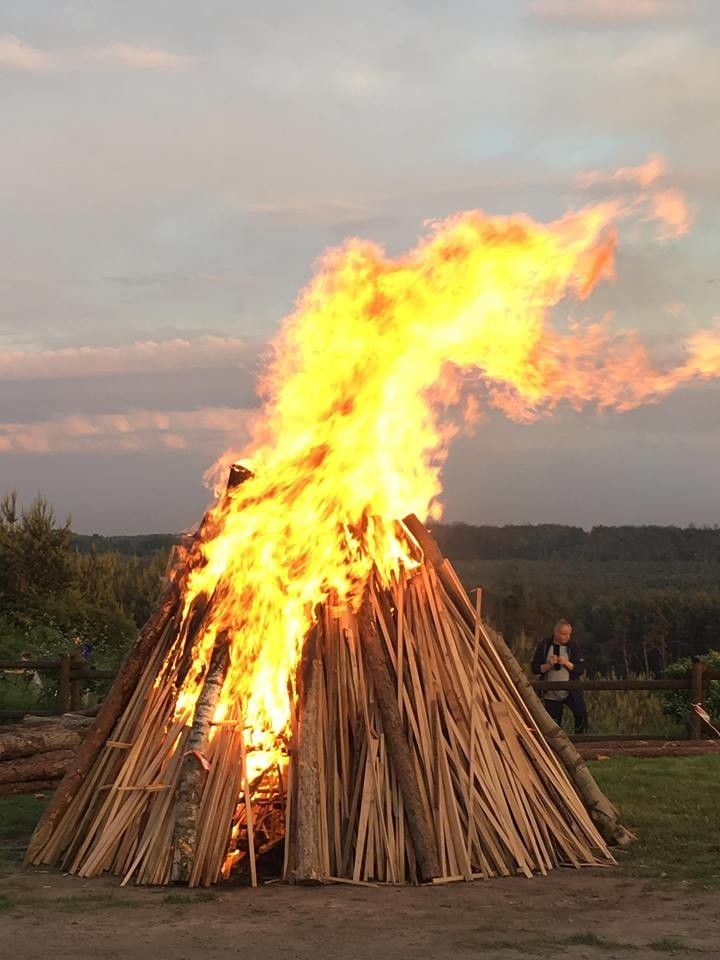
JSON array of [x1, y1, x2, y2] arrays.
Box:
[[532, 657, 720, 739], [2, 656, 719, 736], [0, 654, 114, 716]]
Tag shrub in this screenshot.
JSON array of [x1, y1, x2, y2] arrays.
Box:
[[662, 649, 720, 731]]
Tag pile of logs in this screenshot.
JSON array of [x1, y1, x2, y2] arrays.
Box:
[[0, 715, 92, 796], [25, 513, 630, 887]]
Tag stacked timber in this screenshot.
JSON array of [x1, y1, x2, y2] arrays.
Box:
[[0, 715, 93, 795], [283, 565, 615, 884], [25, 514, 628, 887]]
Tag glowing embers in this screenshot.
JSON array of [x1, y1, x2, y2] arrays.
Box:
[[221, 754, 288, 884]]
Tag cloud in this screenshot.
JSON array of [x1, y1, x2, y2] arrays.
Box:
[[248, 199, 372, 226], [0, 336, 251, 382], [578, 154, 692, 238], [89, 43, 196, 71], [580, 155, 668, 189], [0, 34, 53, 71], [0, 34, 195, 72], [0, 406, 252, 455], [529, 0, 690, 25]]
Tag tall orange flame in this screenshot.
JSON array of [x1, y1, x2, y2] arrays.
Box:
[[174, 163, 720, 764]]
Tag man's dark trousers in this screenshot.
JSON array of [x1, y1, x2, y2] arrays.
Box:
[[542, 696, 588, 734]]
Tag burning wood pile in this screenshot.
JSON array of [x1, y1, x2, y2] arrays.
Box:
[[26, 497, 625, 887]]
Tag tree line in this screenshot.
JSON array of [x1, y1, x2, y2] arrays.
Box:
[[1, 494, 718, 679], [430, 521, 720, 564]]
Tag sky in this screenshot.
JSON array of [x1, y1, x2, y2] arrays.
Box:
[[1, 0, 719, 534]]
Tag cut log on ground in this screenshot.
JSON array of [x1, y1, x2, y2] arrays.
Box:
[[0, 749, 75, 785], [0, 722, 89, 762]]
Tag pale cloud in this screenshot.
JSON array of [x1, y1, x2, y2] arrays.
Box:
[[0, 406, 252, 454], [580, 154, 668, 188], [0, 34, 53, 71], [0, 336, 250, 382], [0, 34, 195, 72], [529, 0, 691, 25], [89, 43, 196, 70], [248, 199, 372, 226], [578, 154, 692, 238], [650, 188, 692, 237]]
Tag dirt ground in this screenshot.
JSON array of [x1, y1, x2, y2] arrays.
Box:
[[574, 740, 720, 761], [1, 859, 718, 960]]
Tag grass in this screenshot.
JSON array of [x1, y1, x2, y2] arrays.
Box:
[[577, 689, 684, 739], [0, 795, 48, 874], [648, 938, 693, 954], [0, 795, 48, 841], [589, 755, 720, 888]]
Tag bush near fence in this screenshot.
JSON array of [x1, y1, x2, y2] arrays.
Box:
[[662, 650, 720, 730]]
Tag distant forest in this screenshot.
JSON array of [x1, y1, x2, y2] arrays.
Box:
[[2, 494, 719, 680], [74, 520, 720, 677], [430, 522, 720, 677], [73, 522, 720, 565]]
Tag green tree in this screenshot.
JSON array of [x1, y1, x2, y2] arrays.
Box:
[[0, 493, 73, 608]]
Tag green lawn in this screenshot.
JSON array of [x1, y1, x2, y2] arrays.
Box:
[[0, 794, 47, 843], [0, 755, 718, 889], [0, 794, 48, 878], [589, 754, 720, 887]]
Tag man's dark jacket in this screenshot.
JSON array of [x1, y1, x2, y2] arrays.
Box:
[[531, 636, 587, 707]]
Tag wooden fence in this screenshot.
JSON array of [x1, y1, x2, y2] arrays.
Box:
[[1, 655, 719, 738], [532, 657, 720, 739], [0, 654, 115, 718]]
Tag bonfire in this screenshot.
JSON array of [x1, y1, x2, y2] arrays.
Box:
[[26, 163, 720, 886]]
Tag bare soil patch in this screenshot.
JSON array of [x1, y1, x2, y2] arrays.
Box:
[[1, 858, 718, 960], [575, 740, 720, 760]]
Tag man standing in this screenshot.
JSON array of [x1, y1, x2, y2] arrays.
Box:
[[531, 619, 588, 734]]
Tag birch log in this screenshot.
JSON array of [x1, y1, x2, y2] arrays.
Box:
[[292, 626, 324, 883], [171, 634, 231, 882]]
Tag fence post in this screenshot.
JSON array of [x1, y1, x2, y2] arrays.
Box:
[[58, 654, 71, 714], [70, 651, 84, 712], [690, 656, 705, 740]]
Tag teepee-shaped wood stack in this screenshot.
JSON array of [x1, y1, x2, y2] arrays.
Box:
[[26, 500, 628, 887]]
